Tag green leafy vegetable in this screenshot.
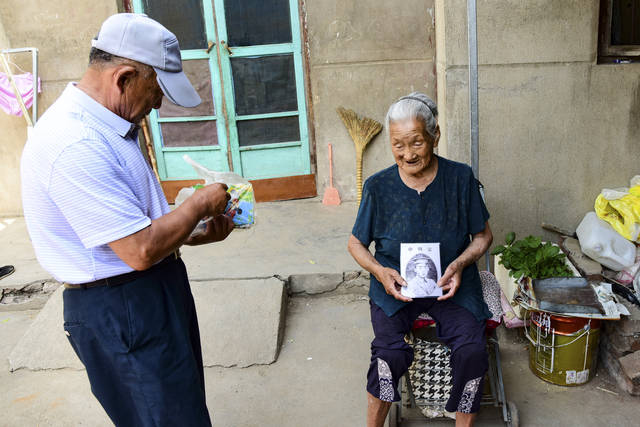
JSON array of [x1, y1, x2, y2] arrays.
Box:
[[491, 232, 573, 280], [505, 231, 516, 245]]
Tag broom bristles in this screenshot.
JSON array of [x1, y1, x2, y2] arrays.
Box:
[[337, 107, 383, 203], [337, 107, 382, 151]]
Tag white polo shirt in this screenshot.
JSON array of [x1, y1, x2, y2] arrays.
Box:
[[21, 83, 170, 284]]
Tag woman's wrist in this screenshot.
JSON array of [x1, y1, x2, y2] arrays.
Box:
[[371, 264, 385, 282], [449, 257, 468, 272]]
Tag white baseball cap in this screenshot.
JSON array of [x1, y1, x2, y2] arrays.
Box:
[[92, 13, 201, 108]]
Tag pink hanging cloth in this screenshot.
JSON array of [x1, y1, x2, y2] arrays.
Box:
[[0, 72, 41, 116]]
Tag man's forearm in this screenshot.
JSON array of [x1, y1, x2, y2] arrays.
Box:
[[109, 196, 205, 270]]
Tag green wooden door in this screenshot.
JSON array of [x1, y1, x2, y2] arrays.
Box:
[[214, 0, 310, 180], [133, 0, 230, 178], [133, 0, 310, 181]]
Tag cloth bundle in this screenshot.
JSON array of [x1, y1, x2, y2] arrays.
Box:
[[0, 72, 40, 116], [614, 246, 640, 285]]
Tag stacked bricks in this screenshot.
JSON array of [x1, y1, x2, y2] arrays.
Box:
[[600, 298, 640, 395]]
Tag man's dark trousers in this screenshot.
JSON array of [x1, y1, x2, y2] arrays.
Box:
[[63, 258, 211, 426]]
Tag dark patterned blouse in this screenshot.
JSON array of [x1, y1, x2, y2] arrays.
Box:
[[352, 156, 491, 322]]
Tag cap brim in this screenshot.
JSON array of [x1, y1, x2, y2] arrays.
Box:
[[154, 68, 201, 108]]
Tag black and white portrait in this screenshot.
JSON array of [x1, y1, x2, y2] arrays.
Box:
[[401, 243, 442, 298]]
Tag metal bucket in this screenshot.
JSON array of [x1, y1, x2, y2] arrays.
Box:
[[525, 311, 601, 386]]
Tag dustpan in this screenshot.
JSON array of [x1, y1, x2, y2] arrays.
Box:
[[322, 143, 341, 205]]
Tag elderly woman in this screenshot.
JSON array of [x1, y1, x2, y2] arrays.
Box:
[[348, 92, 493, 427]]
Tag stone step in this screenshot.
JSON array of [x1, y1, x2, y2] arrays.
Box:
[[8, 277, 287, 371]]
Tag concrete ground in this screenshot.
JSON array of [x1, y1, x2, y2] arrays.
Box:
[[2, 294, 640, 426], [1, 199, 640, 426], [0, 294, 372, 427]]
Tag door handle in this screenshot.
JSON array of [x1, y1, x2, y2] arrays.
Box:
[[206, 40, 215, 54], [221, 40, 233, 56]]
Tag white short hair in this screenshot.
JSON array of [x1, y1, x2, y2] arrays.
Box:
[[385, 92, 438, 138]]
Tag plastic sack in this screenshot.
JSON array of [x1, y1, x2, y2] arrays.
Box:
[[595, 175, 640, 243], [176, 155, 255, 234], [500, 289, 525, 328], [614, 246, 640, 285], [576, 212, 636, 271]]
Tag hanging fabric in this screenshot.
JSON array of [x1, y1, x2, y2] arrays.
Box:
[[0, 71, 40, 117]]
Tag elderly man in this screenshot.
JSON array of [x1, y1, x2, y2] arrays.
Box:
[[20, 14, 231, 426]]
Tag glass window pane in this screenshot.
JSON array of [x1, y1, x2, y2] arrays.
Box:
[[237, 116, 299, 146], [158, 60, 215, 118], [142, 0, 207, 49], [161, 121, 219, 147], [611, 0, 640, 45], [231, 54, 297, 116], [224, 0, 292, 46]]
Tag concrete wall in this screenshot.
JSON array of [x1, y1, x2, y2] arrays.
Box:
[[435, 0, 640, 245], [0, 0, 118, 216], [0, 15, 9, 49], [305, 0, 437, 201]]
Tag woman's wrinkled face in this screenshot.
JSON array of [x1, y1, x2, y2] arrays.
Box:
[[389, 119, 439, 177]]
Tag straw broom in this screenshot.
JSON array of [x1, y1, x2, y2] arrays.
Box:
[[337, 107, 382, 203], [140, 117, 161, 182]]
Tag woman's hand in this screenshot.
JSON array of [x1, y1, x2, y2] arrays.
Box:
[[436, 221, 492, 300], [347, 235, 412, 303], [437, 261, 463, 300], [374, 267, 412, 303]]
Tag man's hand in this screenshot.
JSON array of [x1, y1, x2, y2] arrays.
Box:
[[375, 267, 412, 302], [194, 183, 231, 218], [186, 214, 234, 246], [437, 262, 463, 300]]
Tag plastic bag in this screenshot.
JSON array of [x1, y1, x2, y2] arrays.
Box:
[[500, 289, 525, 328], [175, 155, 255, 236], [594, 175, 640, 243], [614, 246, 640, 285]]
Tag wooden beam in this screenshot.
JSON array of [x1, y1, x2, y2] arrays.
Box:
[[251, 174, 317, 202], [160, 179, 204, 204], [160, 174, 317, 204]]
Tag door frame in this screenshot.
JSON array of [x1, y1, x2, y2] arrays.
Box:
[[127, 0, 318, 201]]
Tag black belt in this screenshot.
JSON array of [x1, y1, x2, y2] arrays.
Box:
[[63, 250, 181, 290]]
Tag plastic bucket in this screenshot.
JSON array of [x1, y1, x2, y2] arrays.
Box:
[[526, 311, 601, 386]]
